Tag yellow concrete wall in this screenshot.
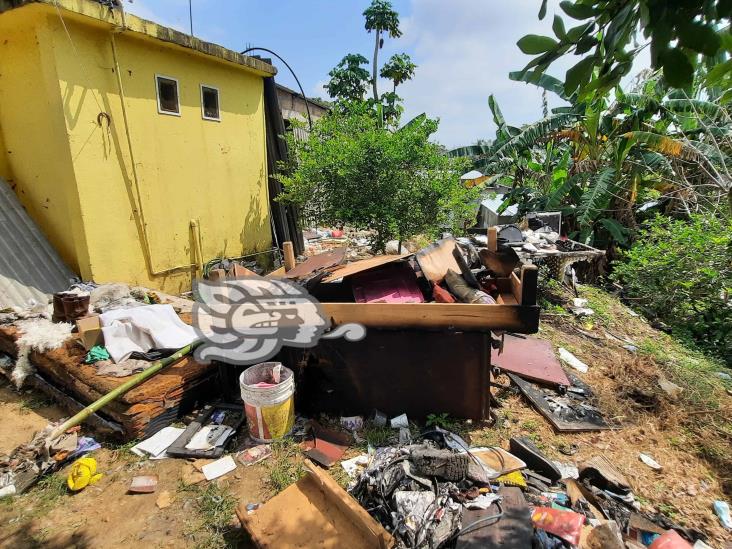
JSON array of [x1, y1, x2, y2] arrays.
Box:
[[49, 17, 271, 293], [0, 121, 11, 181], [0, 7, 90, 273]]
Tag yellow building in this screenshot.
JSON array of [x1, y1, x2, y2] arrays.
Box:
[[0, 0, 277, 294]]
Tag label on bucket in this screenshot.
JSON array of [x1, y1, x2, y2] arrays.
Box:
[[245, 397, 295, 442]]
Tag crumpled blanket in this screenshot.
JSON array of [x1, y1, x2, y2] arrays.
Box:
[[100, 304, 197, 363]]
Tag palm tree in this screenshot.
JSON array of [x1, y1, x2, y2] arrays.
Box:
[[363, 0, 402, 102]]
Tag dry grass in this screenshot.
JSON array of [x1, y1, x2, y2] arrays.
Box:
[[469, 282, 732, 547]]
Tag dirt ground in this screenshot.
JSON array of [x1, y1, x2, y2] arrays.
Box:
[[0, 284, 731, 548]]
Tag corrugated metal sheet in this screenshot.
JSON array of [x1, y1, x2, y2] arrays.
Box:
[[0, 177, 77, 309]]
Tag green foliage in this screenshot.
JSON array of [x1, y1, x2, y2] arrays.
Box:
[[325, 54, 370, 102], [278, 106, 475, 251], [451, 71, 732, 247], [265, 437, 305, 493], [612, 214, 732, 364], [363, 0, 402, 38], [520, 0, 731, 97], [380, 53, 417, 90]]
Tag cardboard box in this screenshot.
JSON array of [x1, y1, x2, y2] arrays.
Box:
[[76, 315, 103, 351]]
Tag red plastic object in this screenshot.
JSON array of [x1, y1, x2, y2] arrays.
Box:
[[531, 506, 585, 546], [432, 284, 456, 303], [649, 531, 692, 549]]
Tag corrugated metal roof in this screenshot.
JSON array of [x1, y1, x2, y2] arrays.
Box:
[[0, 178, 77, 309], [480, 194, 519, 216]]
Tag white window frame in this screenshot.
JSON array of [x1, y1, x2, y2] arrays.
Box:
[[200, 84, 221, 122], [155, 74, 181, 116]]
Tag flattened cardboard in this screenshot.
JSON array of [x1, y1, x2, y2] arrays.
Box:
[[238, 462, 394, 548]]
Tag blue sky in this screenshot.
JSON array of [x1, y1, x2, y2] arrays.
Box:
[[126, 0, 649, 147]]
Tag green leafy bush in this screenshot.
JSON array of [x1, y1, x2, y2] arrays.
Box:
[[612, 214, 732, 365], [277, 105, 475, 251]]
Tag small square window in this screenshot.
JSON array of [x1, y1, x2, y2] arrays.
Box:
[[156, 75, 180, 116], [201, 85, 220, 121]]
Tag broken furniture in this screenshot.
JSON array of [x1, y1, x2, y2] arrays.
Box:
[[281, 234, 540, 422], [238, 460, 394, 548], [0, 323, 216, 440]]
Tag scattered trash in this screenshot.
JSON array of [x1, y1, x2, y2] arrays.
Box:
[[390, 413, 409, 429], [128, 475, 158, 493], [67, 457, 102, 491], [245, 502, 260, 514], [508, 372, 609, 431], [340, 415, 364, 431], [131, 426, 185, 460], [715, 372, 731, 381], [201, 455, 237, 481], [84, 345, 110, 364], [639, 453, 662, 471], [623, 344, 638, 353], [240, 362, 295, 442], [341, 454, 370, 480], [553, 461, 579, 480], [558, 348, 589, 373], [531, 506, 585, 545], [371, 409, 388, 427], [713, 500, 731, 530], [572, 298, 588, 308], [237, 445, 272, 467], [571, 307, 595, 317], [649, 529, 693, 548], [658, 376, 683, 399], [301, 420, 351, 468], [156, 490, 174, 509]]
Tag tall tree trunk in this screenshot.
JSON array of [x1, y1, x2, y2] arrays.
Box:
[[372, 28, 380, 101]]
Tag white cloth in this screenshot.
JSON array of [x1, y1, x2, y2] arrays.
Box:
[[100, 304, 197, 363]]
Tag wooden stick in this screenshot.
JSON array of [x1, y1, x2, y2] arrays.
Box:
[[283, 241, 296, 272]]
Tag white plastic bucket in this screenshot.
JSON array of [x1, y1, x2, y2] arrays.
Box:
[[239, 362, 295, 443]]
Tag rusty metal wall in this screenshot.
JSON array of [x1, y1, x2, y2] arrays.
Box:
[[289, 329, 492, 421]]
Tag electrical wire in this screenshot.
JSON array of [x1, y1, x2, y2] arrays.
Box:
[[240, 47, 314, 131]]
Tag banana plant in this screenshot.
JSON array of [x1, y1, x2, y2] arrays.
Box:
[[451, 72, 731, 247]]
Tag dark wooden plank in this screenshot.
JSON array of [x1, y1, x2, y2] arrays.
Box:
[[493, 335, 570, 387]]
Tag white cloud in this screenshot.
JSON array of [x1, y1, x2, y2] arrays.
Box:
[[396, 0, 576, 148]]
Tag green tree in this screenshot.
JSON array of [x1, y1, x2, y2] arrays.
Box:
[[363, 0, 403, 102], [518, 0, 732, 99], [276, 106, 476, 251], [380, 53, 417, 93], [325, 54, 371, 102]]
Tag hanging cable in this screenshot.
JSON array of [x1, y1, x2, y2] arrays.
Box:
[[240, 47, 313, 131]]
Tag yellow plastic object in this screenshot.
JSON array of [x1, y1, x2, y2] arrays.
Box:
[[496, 470, 527, 488], [67, 457, 103, 491]]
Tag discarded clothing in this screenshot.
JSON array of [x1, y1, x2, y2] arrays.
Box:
[[84, 345, 110, 364], [100, 304, 197, 362]]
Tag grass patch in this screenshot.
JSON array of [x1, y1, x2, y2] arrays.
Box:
[[18, 394, 55, 415], [361, 423, 394, 448], [179, 482, 241, 549], [265, 438, 304, 494]]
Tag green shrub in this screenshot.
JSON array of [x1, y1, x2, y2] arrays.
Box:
[[612, 214, 732, 365], [276, 104, 475, 251]]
